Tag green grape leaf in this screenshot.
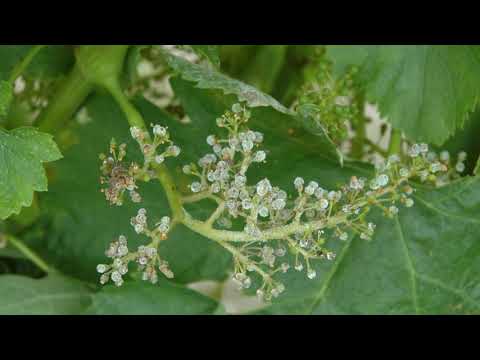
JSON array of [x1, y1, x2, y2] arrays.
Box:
[[0, 80, 13, 117], [326, 45, 480, 146], [0, 274, 92, 314], [475, 157, 480, 175], [190, 45, 221, 68], [33, 93, 231, 284], [85, 280, 223, 314], [160, 46, 294, 115], [435, 107, 480, 175], [0, 127, 62, 220]]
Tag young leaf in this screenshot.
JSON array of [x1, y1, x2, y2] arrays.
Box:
[[0, 127, 62, 219], [160, 46, 294, 115], [0, 274, 92, 315], [326, 45, 480, 145], [86, 280, 223, 315]]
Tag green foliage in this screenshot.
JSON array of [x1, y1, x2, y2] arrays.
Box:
[[240, 45, 288, 94], [0, 46, 32, 80], [190, 45, 221, 68], [162, 50, 342, 162], [2, 45, 480, 315], [86, 280, 223, 315], [160, 46, 294, 115], [326, 45, 480, 145], [255, 177, 480, 314], [0, 80, 13, 117], [0, 273, 223, 315], [0, 127, 62, 219], [0, 274, 92, 314]]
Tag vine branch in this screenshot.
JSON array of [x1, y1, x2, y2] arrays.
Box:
[[5, 235, 53, 274]]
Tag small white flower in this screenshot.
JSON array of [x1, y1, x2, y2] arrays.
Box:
[[206, 135, 216, 146], [190, 182, 202, 193], [294, 177, 304, 190], [256, 178, 272, 197], [307, 269, 316, 279], [96, 264, 108, 273], [253, 150, 266, 162], [153, 125, 167, 137], [155, 155, 165, 164]]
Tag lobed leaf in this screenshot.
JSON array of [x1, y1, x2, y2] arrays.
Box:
[[326, 45, 480, 145], [0, 127, 62, 219]]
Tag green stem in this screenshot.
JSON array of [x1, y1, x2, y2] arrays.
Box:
[[388, 128, 402, 156], [206, 202, 226, 227], [6, 235, 53, 274], [153, 164, 185, 222], [105, 81, 147, 131], [351, 100, 366, 158], [8, 45, 46, 83], [365, 138, 387, 157], [37, 63, 93, 134]]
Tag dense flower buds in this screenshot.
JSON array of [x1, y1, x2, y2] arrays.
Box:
[[98, 103, 466, 301], [179, 103, 465, 301]]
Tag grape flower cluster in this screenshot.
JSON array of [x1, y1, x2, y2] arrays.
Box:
[[97, 123, 180, 286], [295, 50, 361, 144], [99, 123, 181, 206], [180, 104, 465, 301], [97, 103, 466, 302], [96, 209, 174, 287]]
